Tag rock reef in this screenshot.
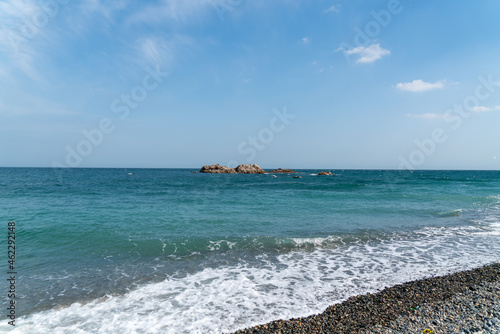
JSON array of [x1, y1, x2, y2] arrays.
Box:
[[318, 171, 335, 175], [235, 164, 266, 174], [199, 164, 236, 174], [267, 168, 298, 174], [199, 164, 265, 174]]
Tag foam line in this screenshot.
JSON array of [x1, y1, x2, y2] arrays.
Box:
[[4, 225, 499, 334]]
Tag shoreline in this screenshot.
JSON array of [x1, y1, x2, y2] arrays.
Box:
[[233, 263, 500, 334]]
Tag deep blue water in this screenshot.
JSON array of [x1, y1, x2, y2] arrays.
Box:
[[1, 168, 499, 333]]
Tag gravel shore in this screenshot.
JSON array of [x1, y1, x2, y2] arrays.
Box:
[[233, 263, 500, 334]]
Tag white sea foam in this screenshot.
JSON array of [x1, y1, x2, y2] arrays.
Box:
[[479, 218, 500, 236], [208, 240, 237, 251], [290, 236, 340, 247], [4, 225, 499, 334], [490, 222, 500, 235]]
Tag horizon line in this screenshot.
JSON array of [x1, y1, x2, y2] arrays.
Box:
[[1, 166, 499, 171]]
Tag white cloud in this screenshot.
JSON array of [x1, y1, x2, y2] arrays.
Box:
[[340, 43, 390, 64], [323, 5, 340, 13], [0, 0, 44, 80], [407, 113, 443, 120], [140, 38, 172, 67], [135, 35, 191, 69], [472, 106, 491, 113], [300, 37, 310, 45], [472, 105, 500, 112], [396, 79, 445, 92], [0, 0, 38, 22]]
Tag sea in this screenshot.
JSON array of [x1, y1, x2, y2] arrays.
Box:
[[0, 168, 499, 333]]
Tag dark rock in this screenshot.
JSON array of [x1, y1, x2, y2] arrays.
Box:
[[199, 164, 236, 174], [200, 164, 266, 174], [267, 168, 298, 174], [235, 164, 266, 174]]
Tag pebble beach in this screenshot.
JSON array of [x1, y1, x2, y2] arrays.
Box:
[[234, 263, 500, 334]]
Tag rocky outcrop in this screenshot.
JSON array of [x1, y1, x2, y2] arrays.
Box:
[[235, 164, 266, 174], [317, 171, 335, 175], [267, 168, 298, 174], [199, 164, 265, 174], [199, 164, 236, 174]]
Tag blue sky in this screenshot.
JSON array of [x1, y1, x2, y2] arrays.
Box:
[[1, 0, 500, 169]]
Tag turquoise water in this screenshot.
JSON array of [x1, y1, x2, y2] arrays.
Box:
[[1, 168, 499, 333]]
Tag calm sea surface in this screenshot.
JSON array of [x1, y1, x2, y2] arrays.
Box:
[[1, 168, 499, 333]]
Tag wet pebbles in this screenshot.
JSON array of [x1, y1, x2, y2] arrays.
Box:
[[233, 263, 500, 334]]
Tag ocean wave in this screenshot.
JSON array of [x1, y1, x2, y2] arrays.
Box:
[[436, 209, 462, 217], [5, 225, 499, 334]]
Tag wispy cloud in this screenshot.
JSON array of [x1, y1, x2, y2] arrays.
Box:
[[396, 79, 446, 92], [408, 105, 500, 120], [472, 105, 500, 113], [338, 43, 390, 64], [0, 0, 214, 84], [299, 37, 310, 45], [139, 38, 173, 68], [128, 0, 214, 25], [134, 35, 192, 70], [406, 113, 443, 119], [80, 0, 126, 19], [0, 0, 45, 80], [323, 5, 340, 13], [0, 0, 39, 27], [473, 106, 491, 113], [407, 113, 443, 120]]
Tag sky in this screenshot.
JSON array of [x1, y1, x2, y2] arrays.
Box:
[[1, 0, 500, 170]]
